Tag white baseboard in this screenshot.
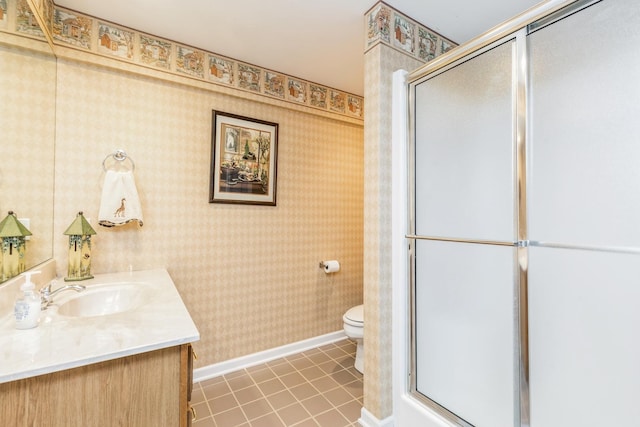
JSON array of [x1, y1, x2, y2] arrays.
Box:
[[194, 330, 347, 383], [359, 407, 394, 427]]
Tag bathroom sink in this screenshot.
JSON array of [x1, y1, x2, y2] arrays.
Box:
[[56, 282, 147, 317]]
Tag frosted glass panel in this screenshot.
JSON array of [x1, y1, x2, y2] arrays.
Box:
[[528, 246, 640, 427], [529, 0, 640, 247], [414, 40, 515, 242], [415, 239, 515, 427]]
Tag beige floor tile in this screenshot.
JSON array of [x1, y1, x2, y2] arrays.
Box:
[[343, 379, 363, 400], [309, 375, 340, 393], [336, 339, 356, 350], [285, 352, 307, 361], [225, 369, 249, 379], [323, 387, 355, 407], [322, 347, 350, 360], [210, 392, 239, 414], [196, 341, 362, 426], [291, 418, 320, 427], [317, 343, 338, 352], [317, 360, 343, 375], [328, 369, 358, 385], [249, 412, 286, 427], [202, 379, 232, 397], [301, 348, 324, 358], [300, 394, 333, 416], [246, 364, 270, 374], [337, 399, 363, 421], [299, 365, 325, 382], [192, 415, 216, 426], [191, 384, 206, 404], [304, 350, 332, 365], [242, 397, 273, 421], [313, 408, 350, 427], [279, 371, 306, 388], [266, 357, 289, 367], [335, 356, 356, 370], [200, 375, 226, 387], [249, 366, 277, 384], [257, 377, 287, 396], [289, 382, 319, 401], [192, 401, 212, 420], [345, 366, 362, 378], [227, 373, 255, 390], [289, 356, 315, 370], [263, 389, 294, 408], [277, 402, 312, 426], [213, 406, 248, 427], [234, 384, 264, 404], [270, 361, 297, 376]]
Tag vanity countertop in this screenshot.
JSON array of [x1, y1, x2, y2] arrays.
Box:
[[0, 268, 199, 384]]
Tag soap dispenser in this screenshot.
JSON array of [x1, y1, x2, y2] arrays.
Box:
[[14, 270, 41, 329]]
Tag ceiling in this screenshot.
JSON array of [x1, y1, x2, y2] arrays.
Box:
[[55, 0, 543, 96]]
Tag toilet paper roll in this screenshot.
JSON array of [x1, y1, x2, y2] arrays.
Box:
[[323, 260, 340, 274]]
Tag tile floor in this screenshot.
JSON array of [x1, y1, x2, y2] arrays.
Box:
[[192, 339, 363, 427]]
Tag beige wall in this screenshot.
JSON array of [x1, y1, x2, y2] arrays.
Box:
[[51, 56, 364, 367], [0, 39, 56, 272], [363, 42, 422, 420]]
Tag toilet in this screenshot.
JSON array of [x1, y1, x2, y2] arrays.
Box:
[[343, 304, 364, 374]]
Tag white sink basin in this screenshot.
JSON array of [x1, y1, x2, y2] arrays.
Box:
[[56, 282, 148, 317]]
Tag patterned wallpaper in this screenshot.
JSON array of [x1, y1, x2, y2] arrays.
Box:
[[362, 1, 454, 421], [0, 35, 56, 273], [363, 41, 423, 421], [48, 58, 365, 367], [2, 0, 365, 368]]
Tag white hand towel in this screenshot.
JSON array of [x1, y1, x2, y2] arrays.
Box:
[[98, 170, 144, 227]]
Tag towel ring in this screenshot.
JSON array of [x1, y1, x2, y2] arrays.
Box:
[[102, 149, 135, 172]]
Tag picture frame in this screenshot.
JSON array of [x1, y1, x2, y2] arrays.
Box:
[[209, 111, 279, 205]]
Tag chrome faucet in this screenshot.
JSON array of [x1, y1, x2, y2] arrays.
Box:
[[41, 281, 86, 309]]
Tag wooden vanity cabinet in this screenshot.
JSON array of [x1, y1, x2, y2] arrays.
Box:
[[0, 343, 195, 427]]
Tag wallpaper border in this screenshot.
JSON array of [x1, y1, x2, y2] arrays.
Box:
[[2, 0, 364, 121], [364, 1, 458, 63]]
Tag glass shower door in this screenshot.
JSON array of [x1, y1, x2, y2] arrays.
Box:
[[527, 0, 640, 425], [411, 39, 518, 427], [405, 1, 640, 427]]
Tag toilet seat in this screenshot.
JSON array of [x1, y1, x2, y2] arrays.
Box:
[[343, 304, 363, 327]]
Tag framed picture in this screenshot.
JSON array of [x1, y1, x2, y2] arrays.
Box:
[[209, 111, 279, 205]]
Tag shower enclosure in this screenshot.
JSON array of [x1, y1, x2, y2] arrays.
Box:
[[396, 0, 640, 426]]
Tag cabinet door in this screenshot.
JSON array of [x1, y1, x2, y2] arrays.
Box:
[[0, 346, 183, 427]]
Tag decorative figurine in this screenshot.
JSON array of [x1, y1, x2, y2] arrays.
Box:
[[63, 211, 97, 281], [0, 211, 32, 283]]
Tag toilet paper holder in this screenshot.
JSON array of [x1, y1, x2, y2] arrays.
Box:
[[319, 260, 340, 273]]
